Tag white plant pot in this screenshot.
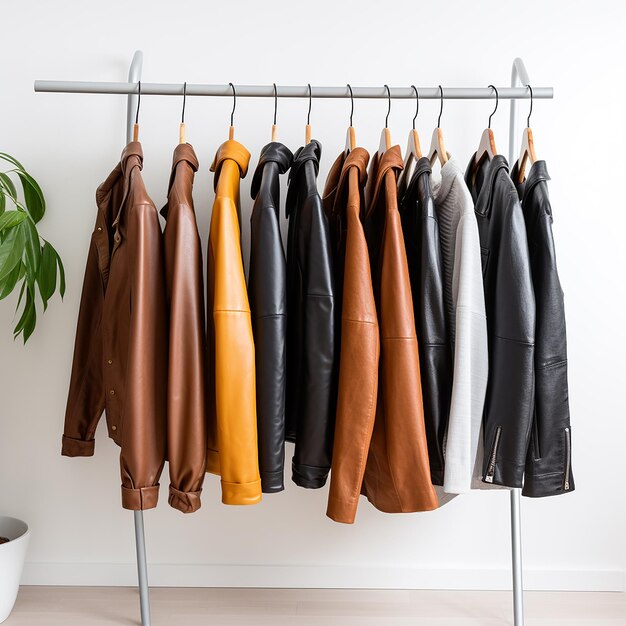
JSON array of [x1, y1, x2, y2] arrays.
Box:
[[0, 516, 30, 623]]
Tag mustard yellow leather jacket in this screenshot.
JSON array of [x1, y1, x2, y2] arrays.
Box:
[[206, 139, 262, 505]]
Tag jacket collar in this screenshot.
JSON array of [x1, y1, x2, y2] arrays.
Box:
[[402, 156, 432, 204], [160, 143, 199, 219], [286, 140, 322, 217], [250, 141, 293, 199], [516, 159, 550, 199], [465, 154, 510, 216], [366, 145, 403, 216], [209, 139, 250, 189], [331, 147, 369, 215]]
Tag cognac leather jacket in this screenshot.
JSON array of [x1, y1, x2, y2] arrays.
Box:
[[398, 157, 452, 486], [206, 139, 262, 505], [62, 141, 167, 511], [160, 143, 207, 513], [248, 142, 293, 493], [285, 140, 337, 489], [511, 160, 574, 497], [322, 147, 380, 523], [361, 146, 438, 513], [465, 154, 536, 488]]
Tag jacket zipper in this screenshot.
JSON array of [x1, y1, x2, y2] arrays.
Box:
[[484, 426, 502, 483], [563, 427, 571, 491]]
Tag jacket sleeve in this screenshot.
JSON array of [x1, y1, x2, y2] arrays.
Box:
[[482, 193, 536, 488], [206, 196, 262, 505], [119, 203, 167, 510], [248, 198, 287, 493], [165, 209, 207, 513], [522, 202, 574, 497], [443, 212, 488, 493], [291, 194, 337, 489], [62, 228, 105, 457]]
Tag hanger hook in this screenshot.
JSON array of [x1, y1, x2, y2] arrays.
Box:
[[181, 81, 187, 124], [135, 80, 141, 125], [273, 83, 278, 126], [307, 83, 312, 125], [411, 85, 419, 130], [384, 84, 391, 128], [526, 84, 533, 128], [228, 82, 236, 127], [347, 84, 354, 127], [437, 85, 444, 128], [488, 84, 499, 129]]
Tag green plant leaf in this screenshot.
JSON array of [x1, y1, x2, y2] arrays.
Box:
[[0, 153, 26, 171], [0, 210, 27, 232], [52, 246, 65, 298], [13, 283, 35, 342], [0, 226, 25, 282], [21, 218, 41, 281], [0, 189, 5, 216], [0, 172, 17, 200], [0, 261, 22, 300], [36, 241, 57, 310], [17, 171, 45, 223]]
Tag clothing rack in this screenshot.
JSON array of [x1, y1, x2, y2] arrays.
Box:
[[34, 52, 550, 626]]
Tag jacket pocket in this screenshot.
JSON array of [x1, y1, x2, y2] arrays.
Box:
[[480, 247, 490, 278], [484, 425, 502, 483]]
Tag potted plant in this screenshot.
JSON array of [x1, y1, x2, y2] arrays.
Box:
[[0, 152, 65, 342], [0, 516, 30, 622]]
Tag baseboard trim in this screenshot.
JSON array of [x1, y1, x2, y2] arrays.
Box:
[[21, 563, 625, 592]]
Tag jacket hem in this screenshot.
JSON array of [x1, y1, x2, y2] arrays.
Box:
[[363, 493, 439, 514], [522, 471, 575, 497], [168, 485, 202, 513], [326, 496, 358, 524], [430, 468, 444, 486], [260, 470, 285, 493], [61, 434, 95, 457], [121, 484, 159, 510], [292, 460, 329, 489], [482, 458, 525, 489], [220, 478, 262, 505]]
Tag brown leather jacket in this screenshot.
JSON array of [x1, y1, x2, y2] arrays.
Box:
[[361, 146, 438, 513], [160, 143, 207, 513], [62, 141, 167, 511], [206, 139, 262, 505], [322, 148, 380, 524]]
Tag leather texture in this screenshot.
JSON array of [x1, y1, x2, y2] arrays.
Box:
[[285, 140, 337, 489], [62, 141, 167, 511], [398, 157, 452, 486], [465, 154, 536, 488], [511, 160, 574, 497], [206, 139, 262, 505], [248, 141, 293, 493], [322, 148, 380, 523], [160, 143, 207, 513], [361, 146, 439, 513]]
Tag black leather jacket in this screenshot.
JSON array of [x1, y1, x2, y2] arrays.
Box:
[[465, 155, 536, 488], [248, 142, 293, 493], [399, 157, 452, 486], [285, 140, 337, 489], [510, 160, 574, 497]]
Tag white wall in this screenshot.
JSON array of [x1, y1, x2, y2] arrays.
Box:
[[1, 0, 625, 591]]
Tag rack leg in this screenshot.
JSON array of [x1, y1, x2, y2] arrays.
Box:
[[133, 511, 152, 626], [510, 488, 524, 626]]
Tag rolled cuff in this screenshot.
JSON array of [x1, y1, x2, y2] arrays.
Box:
[[292, 460, 329, 489], [62, 434, 95, 457], [326, 496, 357, 524], [221, 478, 262, 505], [260, 470, 285, 494], [121, 484, 160, 510], [168, 485, 202, 513]]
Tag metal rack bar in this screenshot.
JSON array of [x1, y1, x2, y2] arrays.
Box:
[[37, 51, 548, 626], [34, 80, 552, 100]]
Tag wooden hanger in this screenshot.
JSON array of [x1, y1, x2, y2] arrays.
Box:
[[344, 84, 357, 155], [228, 82, 236, 140], [179, 82, 187, 144], [473, 85, 499, 167], [516, 85, 537, 183], [399, 85, 423, 187], [271, 83, 278, 141], [132, 81, 141, 142], [377, 85, 392, 158], [427, 85, 449, 166], [305, 83, 312, 144]]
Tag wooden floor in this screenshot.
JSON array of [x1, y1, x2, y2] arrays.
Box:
[[5, 587, 626, 625]]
